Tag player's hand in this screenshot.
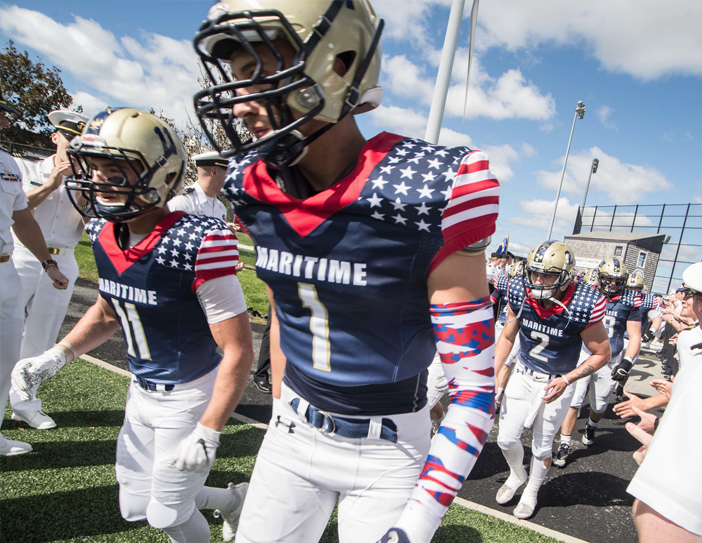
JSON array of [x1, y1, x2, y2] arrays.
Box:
[[641, 330, 655, 343], [626, 415, 654, 466], [226, 222, 241, 233], [650, 378, 674, 400], [610, 357, 633, 382], [173, 423, 220, 474], [613, 391, 645, 418], [542, 376, 568, 404], [46, 265, 69, 290], [11, 347, 69, 401], [376, 527, 411, 543]]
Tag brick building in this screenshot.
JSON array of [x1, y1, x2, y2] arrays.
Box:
[[563, 232, 665, 293]]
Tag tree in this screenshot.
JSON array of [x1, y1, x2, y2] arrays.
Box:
[[0, 40, 79, 148]]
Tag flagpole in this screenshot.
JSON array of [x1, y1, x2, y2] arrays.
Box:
[[424, 0, 466, 144]]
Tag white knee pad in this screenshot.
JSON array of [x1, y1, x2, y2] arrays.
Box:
[[497, 434, 519, 452], [160, 509, 210, 543], [119, 490, 149, 522], [146, 499, 197, 530]]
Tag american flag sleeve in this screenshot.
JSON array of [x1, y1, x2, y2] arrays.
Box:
[[193, 227, 240, 292], [393, 297, 495, 543]]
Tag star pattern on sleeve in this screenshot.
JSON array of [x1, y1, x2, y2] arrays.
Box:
[[356, 138, 469, 233], [155, 215, 229, 273]]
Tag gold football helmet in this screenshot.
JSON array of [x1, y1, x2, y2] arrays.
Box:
[[193, 0, 384, 167], [509, 260, 525, 278], [525, 241, 575, 299], [597, 257, 629, 296], [626, 269, 645, 291], [67, 107, 185, 222]]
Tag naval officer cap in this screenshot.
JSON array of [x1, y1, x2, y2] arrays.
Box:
[[48, 109, 89, 138], [194, 151, 228, 169]]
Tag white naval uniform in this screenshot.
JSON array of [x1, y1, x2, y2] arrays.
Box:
[[167, 182, 227, 221], [10, 155, 84, 415], [0, 150, 30, 432], [627, 339, 702, 535]]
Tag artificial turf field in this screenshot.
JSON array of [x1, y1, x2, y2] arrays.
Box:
[[1, 359, 561, 543]]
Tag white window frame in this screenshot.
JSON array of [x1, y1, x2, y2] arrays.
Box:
[[637, 251, 647, 268]]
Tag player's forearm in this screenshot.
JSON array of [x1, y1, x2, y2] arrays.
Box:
[[267, 289, 286, 399], [624, 338, 641, 361], [394, 297, 495, 543], [200, 349, 253, 431], [494, 334, 515, 376], [564, 354, 607, 383], [59, 301, 121, 359]]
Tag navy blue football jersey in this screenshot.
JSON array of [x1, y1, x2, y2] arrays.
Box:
[[508, 278, 606, 374], [224, 132, 500, 415], [491, 274, 510, 325], [86, 212, 239, 384], [601, 289, 642, 356]]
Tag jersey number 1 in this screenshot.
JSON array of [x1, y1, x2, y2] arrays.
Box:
[[298, 283, 331, 371], [112, 298, 152, 360]]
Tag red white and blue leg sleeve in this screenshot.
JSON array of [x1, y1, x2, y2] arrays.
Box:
[[393, 297, 495, 543]]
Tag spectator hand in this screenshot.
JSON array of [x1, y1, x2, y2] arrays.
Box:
[[650, 377, 674, 400], [626, 416, 654, 466], [613, 391, 645, 418]]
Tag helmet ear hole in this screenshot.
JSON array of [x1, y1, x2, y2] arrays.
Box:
[[335, 51, 356, 75]]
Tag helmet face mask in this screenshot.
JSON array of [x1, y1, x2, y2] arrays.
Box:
[[524, 241, 575, 300], [66, 108, 185, 223], [193, 0, 384, 167]]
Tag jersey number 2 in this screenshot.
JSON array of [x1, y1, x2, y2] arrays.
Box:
[[529, 331, 550, 363], [112, 298, 152, 360], [298, 283, 331, 371]]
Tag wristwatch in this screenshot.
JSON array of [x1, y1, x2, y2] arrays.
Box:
[[41, 258, 59, 270]]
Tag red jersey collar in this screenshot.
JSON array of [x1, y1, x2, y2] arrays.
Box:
[[98, 211, 185, 275], [525, 282, 576, 319]]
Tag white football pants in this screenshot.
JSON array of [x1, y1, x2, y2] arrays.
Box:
[[235, 383, 431, 543], [497, 362, 575, 460], [570, 349, 623, 414]]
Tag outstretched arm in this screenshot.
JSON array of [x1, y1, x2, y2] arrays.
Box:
[[389, 251, 495, 543]]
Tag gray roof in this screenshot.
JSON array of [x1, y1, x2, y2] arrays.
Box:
[[565, 231, 664, 242]]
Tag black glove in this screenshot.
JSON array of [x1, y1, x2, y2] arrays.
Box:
[[642, 330, 655, 343], [611, 357, 634, 381]]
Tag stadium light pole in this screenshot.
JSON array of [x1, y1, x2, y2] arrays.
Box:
[[547, 100, 586, 240], [425, 0, 466, 144], [581, 157, 599, 209]]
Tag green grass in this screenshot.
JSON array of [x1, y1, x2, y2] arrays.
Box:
[[74, 231, 269, 317], [1, 361, 559, 543]]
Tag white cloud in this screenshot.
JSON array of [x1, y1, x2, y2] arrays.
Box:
[[597, 105, 617, 130], [373, 0, 452, 47], [71, 91, 108, 118], [521, 143, 537, 157], [509, 196, 580, 240], [481, 144, 519, 182], [535, 147, 672, 205], [476, 1, 702, 81], [0, 6, 200, 125], [382, 53, 555, 122]]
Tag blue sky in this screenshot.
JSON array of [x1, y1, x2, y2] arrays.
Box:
[[2, 0, 701, 291]]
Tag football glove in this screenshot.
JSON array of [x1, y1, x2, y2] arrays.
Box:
[[11, 347, 69, 401], [642, 330, 655, 343], [173, 423, 220, 474], [611, 357, 634, 382], [377, 528, 411, 543]]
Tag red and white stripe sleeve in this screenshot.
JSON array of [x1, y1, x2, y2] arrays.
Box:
[[432, 150, 499, 270], [193, 228, 240, 291], [588, 296, 607, 326]]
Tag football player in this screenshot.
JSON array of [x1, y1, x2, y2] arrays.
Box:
[[494, 241, 610, 518], [554, 258, 641, 468], [12, 108, 254, 542], [193, 1, 499, 542], [492, 261, 523, 402]]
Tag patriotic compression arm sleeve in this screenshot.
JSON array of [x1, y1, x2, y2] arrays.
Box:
[[392, 297, 495, 543]]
